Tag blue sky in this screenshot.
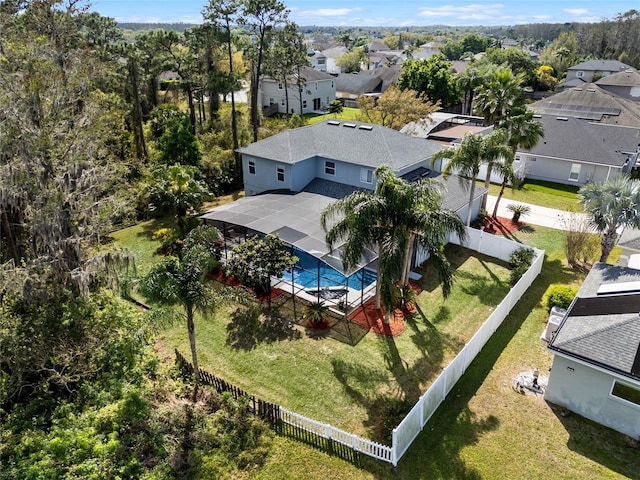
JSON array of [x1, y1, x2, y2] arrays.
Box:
[[90, 0, 634, 26]]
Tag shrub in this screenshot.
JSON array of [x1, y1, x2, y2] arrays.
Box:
[[509, 246, 535, 284], [545, 285, 578, 312], [507, 203, 531, 223]]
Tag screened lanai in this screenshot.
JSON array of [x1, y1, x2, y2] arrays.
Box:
[[200, 190, 378, 310]]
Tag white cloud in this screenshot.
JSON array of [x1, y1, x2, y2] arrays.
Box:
[[417, 3, 504, 19], [563, 8, 589, 16], [299, 8, 363, 17]]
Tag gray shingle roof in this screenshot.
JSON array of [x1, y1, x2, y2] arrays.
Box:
[[335, 74, 382, 95], [238, 120, 443, 171], [520, 114, 640, 167], [548, 263, 640, 380], [568, 59, 631, 72], [596, 69, 640, 87]]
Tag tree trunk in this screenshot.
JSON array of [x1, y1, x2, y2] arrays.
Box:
[[186, 86, 197, 135], [284, 76, 290, 118], [0, 207, 20, 264], [226, 30, 240, 176], [482, 164, 492, 210], [599, 227, 618, 263], [492, 178, 507, 218], [466, 178, 477, 226], [374, 240, 382, 310], [129, 60, 148, 161], [401, 232, 416, 286], [186, 306, 200, 399]]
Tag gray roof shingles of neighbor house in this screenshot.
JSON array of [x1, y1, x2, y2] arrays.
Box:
[[237, 120, 444, 171], [548, 263, 640, 381], [522, 114, 640, 167]]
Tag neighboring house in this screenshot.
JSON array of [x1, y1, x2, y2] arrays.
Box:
[[401, 113, 489, 145], [335, 67, 402, 107], [545, 262, 640, 440], [558, 59, 632, 91], [513, 113, 639, 186], [531, 82, 640, 128], [321, 45, 348, 74], [596, 69, 640, 102], [308, 50, 327, 72], [260, 66, 336, 115]]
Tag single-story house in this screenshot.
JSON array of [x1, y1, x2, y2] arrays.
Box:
[[545, 262, 640, 440], [260, 66, 336, 115], [513, 113, 640, 186]]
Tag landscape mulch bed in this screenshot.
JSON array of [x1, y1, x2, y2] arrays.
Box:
[[482, 215, 522, 235], [207, 271, 286, 302]]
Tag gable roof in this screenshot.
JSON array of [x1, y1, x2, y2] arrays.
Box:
[[531, 86, 640, 127], [568, 59, 631, 72], [238, 120, 443, 171], [520, 114, 640, 167], [335, 73, 382, 95], [358, 66, 402, 93], [263, 66, 334, 84], [548, 263, 640, 381]]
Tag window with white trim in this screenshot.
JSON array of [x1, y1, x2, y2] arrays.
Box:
[[360, 168, 373, 184], [325, 161, 335, 175], [611, 380, 640, 407], [303, 100, 307, 109], [281, 98, 285, 106], [576, 71, 584, 78], [569, 163, 581, 182], [248, 160, 256, 175], [315, 82, 318, 90], [278, 83, 283, 90], [277, 166, 285, 182]]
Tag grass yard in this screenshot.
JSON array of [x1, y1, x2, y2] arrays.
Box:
[[488, 178, 581, 211], [158, 244, 512, 441], [305, 107, 362, 125]]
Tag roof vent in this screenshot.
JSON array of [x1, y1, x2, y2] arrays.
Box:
[[358, 125, 373, 131], [556, 117, 569, 121], [327, 120, 340, 126], [343, 122, 357, 128], [587, 88, 596, 92], [532, 114, 542, 118], [597, 281, 640, 295]]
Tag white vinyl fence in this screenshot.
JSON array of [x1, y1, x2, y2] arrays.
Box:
[[391, 229, 544, 465], [276, 228, 544, 466]]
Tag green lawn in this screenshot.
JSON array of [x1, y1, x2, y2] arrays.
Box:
[[488, 178, 581, 211], [159, 244, 511, 441], [305, 107, 362, 125]]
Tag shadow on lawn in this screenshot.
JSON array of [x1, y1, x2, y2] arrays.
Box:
[[346, 255, 576, 478], [547, 402, 640, 479]]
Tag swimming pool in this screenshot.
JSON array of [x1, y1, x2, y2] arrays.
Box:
[[282, 248, 376, 290]]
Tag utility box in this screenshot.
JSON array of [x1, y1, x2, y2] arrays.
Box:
[[542, 305, 567, 342]]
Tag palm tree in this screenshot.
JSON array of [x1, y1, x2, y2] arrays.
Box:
[[139, 225, 254, 395], [457, 66, 484, 116], [474, 68, 525, 195], [579, 176, 640, 263], [432, 130, 512, 226], [321, 166, 465, 318], [492, 107, 544, 218]]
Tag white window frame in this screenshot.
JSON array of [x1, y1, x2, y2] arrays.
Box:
[[360, 168, 373, 184], [569, 163, 581, 182], [281, 98, 285, 106], [576, 71, 584, 78], [277, 166, 285, 182], [302, 100, 307, 109], [325, 161, 335, 176], [610, 380, 640, 408], [278, 83, 283, 90], [248, 160, 256, 175]]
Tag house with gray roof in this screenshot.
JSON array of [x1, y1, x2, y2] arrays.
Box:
[[558, 59, 632, 91], [545, 262, 640, 440], [513, 114, 639, 186], [596, 69, 640, 102], [201, 120, 486, 284], [260, 66, 336, 115]]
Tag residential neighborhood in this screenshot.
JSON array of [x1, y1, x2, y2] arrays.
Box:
[[2, 1, 640, 479]]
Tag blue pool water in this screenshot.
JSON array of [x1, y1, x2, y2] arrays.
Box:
[[282, 248, 376, 290]]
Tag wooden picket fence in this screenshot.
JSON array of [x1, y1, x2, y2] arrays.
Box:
[[175, 349, 366, 463]]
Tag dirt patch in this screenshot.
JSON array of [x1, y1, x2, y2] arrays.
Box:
[[482, 215, 523, 235]]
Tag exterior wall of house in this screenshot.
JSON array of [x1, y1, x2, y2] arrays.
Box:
[[545, 355, 640, 439], [515, 154, 623, 186], [243, 154, 295, 195], [261, 79, 336, 115]]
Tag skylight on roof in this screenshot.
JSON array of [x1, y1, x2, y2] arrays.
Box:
[[343, 123, 356, 128], [358, 125, 373, 131], [327, 120, 340, 126], [597, 281, 640, 295]]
